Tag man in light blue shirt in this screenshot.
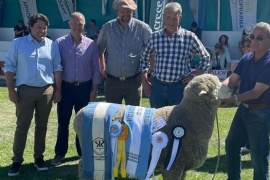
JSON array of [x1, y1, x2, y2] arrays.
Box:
[[4, 13, 62, 176]]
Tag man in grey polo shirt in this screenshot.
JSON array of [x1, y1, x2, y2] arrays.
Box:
[[97, 0, 152, 106]]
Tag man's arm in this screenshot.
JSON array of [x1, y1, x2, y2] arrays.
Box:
[[99, 54, 106, 78], [53, 71, 62, 103]]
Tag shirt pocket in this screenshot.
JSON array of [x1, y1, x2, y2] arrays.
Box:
[[129, 37, 142, 57]]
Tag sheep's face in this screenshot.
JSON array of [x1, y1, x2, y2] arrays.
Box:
[[183, 74, 222, 104]]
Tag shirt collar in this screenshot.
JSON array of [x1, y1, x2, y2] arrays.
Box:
[[161, 26, 183, 36], [116, 17, 134, 29], [68, 33, 85, 44], [27, 34, 45, 44]]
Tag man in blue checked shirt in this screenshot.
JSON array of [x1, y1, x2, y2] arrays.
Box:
[[140, 2, 210, 108]]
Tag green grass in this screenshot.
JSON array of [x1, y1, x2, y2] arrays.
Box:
[[0, 86, 256, 180]]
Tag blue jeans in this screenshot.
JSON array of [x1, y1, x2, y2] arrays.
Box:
[[225, 104, 270, 180], [150, 79, 185, 108], [54, 81, 92, 157]]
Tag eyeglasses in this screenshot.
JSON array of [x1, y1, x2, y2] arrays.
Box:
[[249, 34, 270, 41], [242, 44, 250, 48]]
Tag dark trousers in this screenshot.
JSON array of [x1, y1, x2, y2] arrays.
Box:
[[54, 80, 92, 157], [225, 104, 270, 180], [105, 76, 142, 106]]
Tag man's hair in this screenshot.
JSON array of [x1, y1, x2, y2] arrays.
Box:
[[253, 22, 270, 37], [70, 12, 85, 24], [28, 13, 49, 28], [164, 2, 182, 16], [90, 19, 96, 25], [191, 22, 197, 28]]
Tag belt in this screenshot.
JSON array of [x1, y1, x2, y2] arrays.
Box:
[[152, 77, 182, 85], [20, 84, 52, 88], [243, 103, 269, 109], [62, 80, 91, 86], [106, 73, 139, 81]]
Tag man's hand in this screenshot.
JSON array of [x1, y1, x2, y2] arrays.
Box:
[[141, 73, 151, 97], [101, 68, 107, 79], [53, 89, 62, 103], [8, 89, 19, 104], [90, 90, 97, 102]]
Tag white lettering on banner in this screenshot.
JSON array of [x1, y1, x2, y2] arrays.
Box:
[[153, 1, 165, 31]]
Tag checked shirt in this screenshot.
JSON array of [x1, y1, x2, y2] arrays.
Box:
[[140, 27, 210, 82]]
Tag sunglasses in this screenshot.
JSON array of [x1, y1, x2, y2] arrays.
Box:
[[242, 44, 250, 48], [249, 34, 269, 41]]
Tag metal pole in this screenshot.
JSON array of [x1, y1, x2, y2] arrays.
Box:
[[217, 0, 220, 31], [143, 0, 145, 22], [73, 0, 76, 12]]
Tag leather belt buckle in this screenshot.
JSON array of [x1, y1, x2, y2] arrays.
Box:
[[119, 77, 126, 81], [72, 81, 80, 86]]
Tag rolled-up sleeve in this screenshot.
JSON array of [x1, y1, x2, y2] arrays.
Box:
[[139, 36, 153, 72], [97, 25, 107, 55], [91, 43, 101, 85], [52, 42, 63, 72], [4, 40, 17, 73], [191, 36, 210, 71]]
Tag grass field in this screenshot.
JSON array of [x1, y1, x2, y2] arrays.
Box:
[[0, 85, 257, 180]]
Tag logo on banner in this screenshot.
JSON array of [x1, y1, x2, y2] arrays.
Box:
[[93, 137, 107, 155], [153, 1, 165, 31], [148, 0, 167, 31]]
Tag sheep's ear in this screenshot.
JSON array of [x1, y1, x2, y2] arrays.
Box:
[[199, 90, 207, 95]]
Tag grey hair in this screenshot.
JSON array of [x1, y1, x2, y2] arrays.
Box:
[[164, 2, 182, 16], [70, 12, 85, 24], [253, 22, 270, 37]]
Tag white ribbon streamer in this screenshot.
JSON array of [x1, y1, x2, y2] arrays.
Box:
[[166, 126, 185, 171], [145, 131, 168, 180], [166, 139, 179, 170]]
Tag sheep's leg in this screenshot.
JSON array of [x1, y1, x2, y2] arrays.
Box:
[[180, 171, 187, 180], [161, 168, 185, 180]]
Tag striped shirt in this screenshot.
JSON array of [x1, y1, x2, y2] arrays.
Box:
[[140, 27, 210, 82], [97, 18, 152, 77]]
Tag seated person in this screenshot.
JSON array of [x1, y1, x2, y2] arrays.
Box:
[[211, 43, 231, 70], [85, 19, 100, 41], [14, 20, 28, 38], [240, 36, 252, 55], [218, 34, 229, 48]]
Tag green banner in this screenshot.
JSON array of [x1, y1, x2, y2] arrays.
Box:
[[148, 0, 168, 32]]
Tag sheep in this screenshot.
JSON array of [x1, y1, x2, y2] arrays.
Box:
[[74, 74, 225, 180]]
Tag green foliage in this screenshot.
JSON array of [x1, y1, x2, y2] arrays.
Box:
[[0, 87, 256, 179]]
